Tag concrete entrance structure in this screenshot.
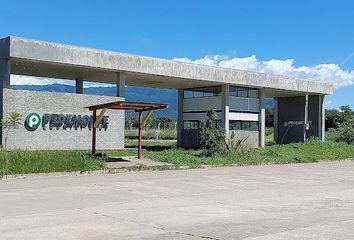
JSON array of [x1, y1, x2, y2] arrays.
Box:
[[0, 36, 333, 149]]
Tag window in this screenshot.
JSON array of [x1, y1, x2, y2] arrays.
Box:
[[229, 86, 237, 97], [237, 87, 248, 97], [193, 88, 204, 97], [215, 119, 222, 129], [183, 86, 222, 98], [229, 120, 242, 130], [248, 89, 259, 98], [204, 87, 217, 97], [229, 120, 259, 131], [183, 121, 191, 130], [184, 90, 193, 98], [229, 86, 259, 98], [184, 120, 200, 130]]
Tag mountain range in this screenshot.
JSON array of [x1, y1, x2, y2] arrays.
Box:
[[11, 84, 273, 118]]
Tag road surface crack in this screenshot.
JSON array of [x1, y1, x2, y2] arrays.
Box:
[[90, 210, 222, 240], [174, 231, 223, 240]]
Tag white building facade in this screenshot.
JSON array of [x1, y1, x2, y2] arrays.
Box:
[[179, 85, 263, 148]]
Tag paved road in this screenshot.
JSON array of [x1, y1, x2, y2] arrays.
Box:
[[1, 161, 354, 240]]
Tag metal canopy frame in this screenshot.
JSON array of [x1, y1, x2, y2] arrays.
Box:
[[87, 101, 168, 159]]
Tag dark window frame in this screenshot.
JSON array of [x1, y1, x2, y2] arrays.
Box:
[[229, 86, 259, 98], [229, 120, 259, 131], [183, 120, 200, 130], [183, 86, 222, 99]]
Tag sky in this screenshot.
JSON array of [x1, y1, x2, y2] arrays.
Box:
[[0, 0, 353, 109]]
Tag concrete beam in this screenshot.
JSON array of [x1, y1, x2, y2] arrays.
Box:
[[116, 72, 126, 98], [5, 36, 333, 95], [75, 78, 83, 94], [177, 89, 183, 147], [259, 89, 266, 147]]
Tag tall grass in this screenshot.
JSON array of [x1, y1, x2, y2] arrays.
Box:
[[119, 140, 354, 167], [0, 150, 105, 175]]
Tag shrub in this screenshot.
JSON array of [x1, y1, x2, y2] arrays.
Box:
[[225, 134, 251, 155], [325, 105, 354, 130], [335, 117, 354, 144], [199, 109, 226, 156], [265, 127, 273, 136]]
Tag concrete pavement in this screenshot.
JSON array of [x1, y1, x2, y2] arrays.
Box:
[[1, 161, 354, 239]]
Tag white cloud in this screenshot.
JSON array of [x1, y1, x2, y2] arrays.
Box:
[[11, 75, 75, 86], [10, 75, 114, 88], [173, 55, 354, 88], [83, 82, 115, 88], [325, 100, 333, 108]]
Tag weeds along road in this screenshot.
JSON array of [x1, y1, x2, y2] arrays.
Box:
[[1, 161, 354, 240]]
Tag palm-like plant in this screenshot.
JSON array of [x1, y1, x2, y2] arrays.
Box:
[[1, 112, 22, 176]]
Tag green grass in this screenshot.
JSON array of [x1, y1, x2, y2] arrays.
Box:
[[0, 151, 106, 175], [108, 140, 354, 167], [265, 127, 274, 144], [2, 139, 354, 175]]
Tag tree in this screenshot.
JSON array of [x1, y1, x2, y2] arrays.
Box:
[[147, 116, 176, 129], [1, 112, 22, 148], [325, 109, 340, 130], [199, 109, 226, 156], [336, 115, 354, 144], [325, 105, 354, 130], [125, 114, 139, 129]]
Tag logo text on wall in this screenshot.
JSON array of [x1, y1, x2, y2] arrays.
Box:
[[24, 113, 109, 131]]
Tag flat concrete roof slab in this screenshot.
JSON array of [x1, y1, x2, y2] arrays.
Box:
[[1, 36, 333, 95]]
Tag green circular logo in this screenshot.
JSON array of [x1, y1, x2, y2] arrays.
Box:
[[25, 113, 41, 130]]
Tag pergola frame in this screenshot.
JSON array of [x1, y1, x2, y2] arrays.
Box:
[[87, 101, 168, 159]]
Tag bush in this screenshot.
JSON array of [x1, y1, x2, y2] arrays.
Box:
[[265, 127, 273, 136], [335, 117, 354, 144], [326, 105, 354, 130], [199, 109, 226, 156], [225, 135, 251, 155]]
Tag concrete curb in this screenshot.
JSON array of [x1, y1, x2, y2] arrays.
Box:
[[1, 159, 353, 180], [0, 165, 194, 180]]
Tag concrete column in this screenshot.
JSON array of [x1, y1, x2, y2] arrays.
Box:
[[177, 89, 184, 148], [273, 97, 278, 143], [0, 59, 10, 88], [0, 37, 10, 90], [258, 88, 266, 147], [320, 95, 325, 141], [304, 94, 309, 141], [0, 57, 10, 146], [116, 72, 126, 98], [75, 78, 83, 94], [221, 85, 230, 137]]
